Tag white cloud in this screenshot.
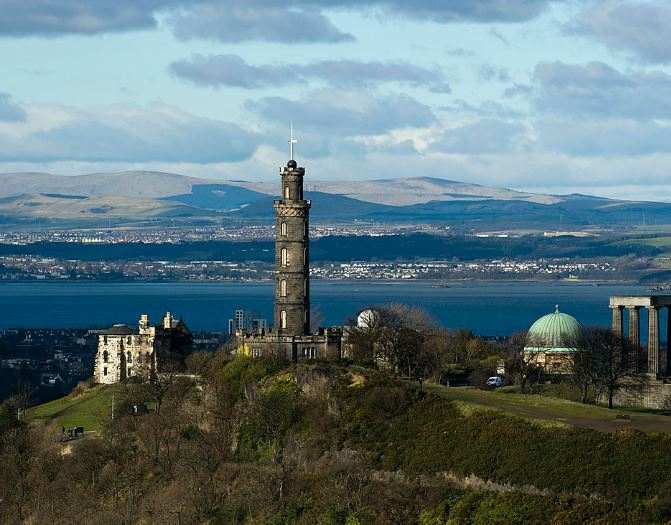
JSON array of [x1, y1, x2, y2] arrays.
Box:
[[0, 102, 259, 163]]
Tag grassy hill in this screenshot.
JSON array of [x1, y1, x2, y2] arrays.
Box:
[[426, 384, 671, 432], [9, 359, 671, 523], [27, 384, 117, 432]]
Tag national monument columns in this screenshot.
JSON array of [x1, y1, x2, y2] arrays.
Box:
[[610, 295, 671, 377]]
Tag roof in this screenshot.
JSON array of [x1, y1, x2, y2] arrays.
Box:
[[524, 305, 583, 353], [97, 324, 135, 336]]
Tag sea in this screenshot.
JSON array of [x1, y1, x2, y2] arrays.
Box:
[[0, 280, 659, 339]]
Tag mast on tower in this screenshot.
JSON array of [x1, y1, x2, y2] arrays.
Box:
[[289, 122, 297, 161]]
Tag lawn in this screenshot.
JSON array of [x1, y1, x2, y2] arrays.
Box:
[[27, 384, 119, 432], [426, 384, 671, 433]]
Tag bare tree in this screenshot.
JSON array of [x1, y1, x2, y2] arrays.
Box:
[[575, 327, 645, 409], [502, 332, 543, 393], [345, 304, 441, 385]]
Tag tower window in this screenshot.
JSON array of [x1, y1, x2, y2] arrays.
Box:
[[127, 351, 132, 364], [284, 185, 290, 199], [280, 310, 287, 329], [280, 279, 287, 297], [281, 248, 288, 266], [103, 350, 109, 363], [281, 222, 287, 236], [103, 367, 108, 376]]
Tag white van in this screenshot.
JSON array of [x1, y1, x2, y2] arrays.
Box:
[[486, 376, 503, 387]]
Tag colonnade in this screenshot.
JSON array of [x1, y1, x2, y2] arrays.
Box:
[[610, 295, 671, 377]]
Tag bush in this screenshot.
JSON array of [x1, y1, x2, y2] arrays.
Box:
[[342, 384, 671, 504]]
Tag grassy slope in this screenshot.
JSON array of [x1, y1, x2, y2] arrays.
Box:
[[427, 384, 671, 433], [27, 384, 118, 432]]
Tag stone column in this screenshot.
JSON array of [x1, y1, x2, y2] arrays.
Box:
[[627, 306, 641, 349], [667, 307, 671, 375], [648, 306, 660, 376], [611, 305, 624, 339]]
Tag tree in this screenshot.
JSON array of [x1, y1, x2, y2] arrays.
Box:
[[344, 304, 444, 386], [575, 327, 645, 409], [502, 332, 543, 393]]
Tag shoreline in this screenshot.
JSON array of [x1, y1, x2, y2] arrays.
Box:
[[0, 277, 642, 286]]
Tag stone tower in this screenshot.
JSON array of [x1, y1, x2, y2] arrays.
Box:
[[273, 155, 311, 336]]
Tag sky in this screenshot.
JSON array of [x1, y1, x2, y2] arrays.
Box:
[[1, 0, 671, 200]]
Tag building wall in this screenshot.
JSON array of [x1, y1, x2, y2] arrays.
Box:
[[523, 350, 574, 375], [94, 332, 155, 384], [607, 378, 671, 409], [239, 330, 342, 362]]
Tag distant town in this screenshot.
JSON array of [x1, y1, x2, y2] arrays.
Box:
[[0, 254, 618, 282]]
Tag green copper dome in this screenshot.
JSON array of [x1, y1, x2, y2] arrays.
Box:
[[525, 305, 583, 353]]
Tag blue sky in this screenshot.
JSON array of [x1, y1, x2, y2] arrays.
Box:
[[1, 1, 671, 200]]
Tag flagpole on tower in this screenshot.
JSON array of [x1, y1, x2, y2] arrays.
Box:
[[289, 122, 297, 161]]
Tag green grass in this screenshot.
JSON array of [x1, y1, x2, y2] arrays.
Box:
[[27, 385, 119, 432], [610, 235, 671, 253], [425, 384, 671, 433]]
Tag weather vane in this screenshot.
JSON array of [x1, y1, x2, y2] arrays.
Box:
[[289, 122, 298, 161]]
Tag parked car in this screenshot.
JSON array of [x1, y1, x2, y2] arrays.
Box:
[[486, 376, 503, 387]]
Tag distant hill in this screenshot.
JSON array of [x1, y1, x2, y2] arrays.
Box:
[[0, 192, 207, 227], [0, 171, 205, 199], [228, 176, 562, 206], [1, 169, 671, 229], [0, 171, 563, 205], [164, 184, 268, 212]]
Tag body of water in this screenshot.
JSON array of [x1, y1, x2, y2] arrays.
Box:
[[0, 280, 656, 337]]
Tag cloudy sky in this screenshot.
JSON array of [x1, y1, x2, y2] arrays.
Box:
[[1, 0, 671, 200]]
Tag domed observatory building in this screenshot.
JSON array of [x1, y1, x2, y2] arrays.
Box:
[[523, 306, 584, 374]]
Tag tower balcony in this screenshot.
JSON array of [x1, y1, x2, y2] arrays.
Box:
[[273, 199, 311, 206]]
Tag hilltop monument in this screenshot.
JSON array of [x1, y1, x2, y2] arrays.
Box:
[[274, 124, 311, 336], [237, 129, 342, 360]]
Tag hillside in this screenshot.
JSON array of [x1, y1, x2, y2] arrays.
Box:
[[0, 171, 205, 199], [0, 193, 202, 223], [0, 232, 663, 263], [27, 384, 118, 432], [8, 358, 671, 523], [227, 176, 562, 206], [1, 170, 671, 229]]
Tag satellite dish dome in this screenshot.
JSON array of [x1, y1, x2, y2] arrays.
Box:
[[287, 159, 297, 168]]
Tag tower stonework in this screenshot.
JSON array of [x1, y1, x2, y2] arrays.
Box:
[[274, 159, 311, 336]]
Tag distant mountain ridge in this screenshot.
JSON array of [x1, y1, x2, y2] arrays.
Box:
[[224, 176, 562, 206], [0, 170, 669, 229], [0, 171, 561, 206]]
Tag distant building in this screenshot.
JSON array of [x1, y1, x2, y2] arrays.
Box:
[[236, 149, 343, 360], [235, 309, 246, 332], [228, 309, 268, 336], [523, 306, 583, 374], [250, 318, 268, 334], [93, 312, 192, 384]]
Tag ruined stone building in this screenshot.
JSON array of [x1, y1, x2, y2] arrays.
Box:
[[237, 149, 343, 360], [93, 312, 192, 384]]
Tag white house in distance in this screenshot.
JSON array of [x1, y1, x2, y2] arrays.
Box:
[[93, 314, 157, 384]]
